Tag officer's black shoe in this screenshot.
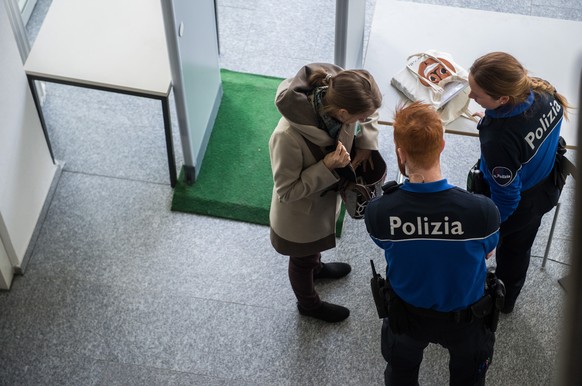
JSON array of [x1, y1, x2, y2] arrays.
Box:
[[297, 301, 350, 323], [314, 262, 352, 280], [501, 302, 515, 314]]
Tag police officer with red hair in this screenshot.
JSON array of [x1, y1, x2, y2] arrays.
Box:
[[365, 102, 500, 385]]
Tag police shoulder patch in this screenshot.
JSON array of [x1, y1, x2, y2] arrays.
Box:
[[491, 166, 513, 186]]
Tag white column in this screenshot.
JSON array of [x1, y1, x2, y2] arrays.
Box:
[[335, 0, 366, 69]]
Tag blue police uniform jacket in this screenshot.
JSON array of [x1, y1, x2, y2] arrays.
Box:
[[365, 179, 500, 312], [478, 90, 563, 222]]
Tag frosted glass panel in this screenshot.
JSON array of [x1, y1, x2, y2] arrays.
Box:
[[161, 0, 221, 181]]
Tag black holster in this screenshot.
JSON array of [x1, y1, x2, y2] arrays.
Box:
[[474, 269, 505, 332], [553, 136, 572, 191], [467, 159, 490, 196], [369, 260, 410, 334], [370, 260, 391, 319]]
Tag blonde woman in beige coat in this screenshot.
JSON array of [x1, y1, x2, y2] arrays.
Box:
[[269, 63, 383, 322]]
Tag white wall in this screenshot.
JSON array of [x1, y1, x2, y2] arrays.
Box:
[[0, 2, 56, 289]]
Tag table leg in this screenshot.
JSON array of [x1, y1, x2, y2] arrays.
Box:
[[27, 76, 55, 163], [542, 203, 561, 269], [161, 96, 177, 187]]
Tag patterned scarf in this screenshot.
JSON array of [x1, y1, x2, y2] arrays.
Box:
[[312, 87, 357, 184], [312, 87, 342, 140]]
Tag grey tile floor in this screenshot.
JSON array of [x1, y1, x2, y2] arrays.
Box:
[[1, 0, 579, 384]]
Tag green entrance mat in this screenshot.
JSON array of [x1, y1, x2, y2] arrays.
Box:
[[171, 69, 346, 237]]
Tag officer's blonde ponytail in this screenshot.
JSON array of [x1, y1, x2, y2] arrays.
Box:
[[530, 77, 571, 120], [470, 52, 570, 120]]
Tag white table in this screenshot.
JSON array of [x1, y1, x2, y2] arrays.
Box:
[[365, 0, 582, 148], [365, 1, 582, 288], [24, 0, 176, 186]]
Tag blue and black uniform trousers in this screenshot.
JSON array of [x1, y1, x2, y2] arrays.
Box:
[[381, 303, 494, 386], [495, 172, 561, 310]]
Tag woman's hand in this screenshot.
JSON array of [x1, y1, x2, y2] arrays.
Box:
[[351, 148, 372, 171], [323, 141, 351, 170]]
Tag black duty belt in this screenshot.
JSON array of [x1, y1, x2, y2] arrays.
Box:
[[403, 302, 474, 323]]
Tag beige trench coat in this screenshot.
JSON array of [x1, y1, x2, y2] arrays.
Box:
[[269, 75, 380, 256]]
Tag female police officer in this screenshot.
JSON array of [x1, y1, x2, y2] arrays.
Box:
[[468, 52, 571, 313]]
